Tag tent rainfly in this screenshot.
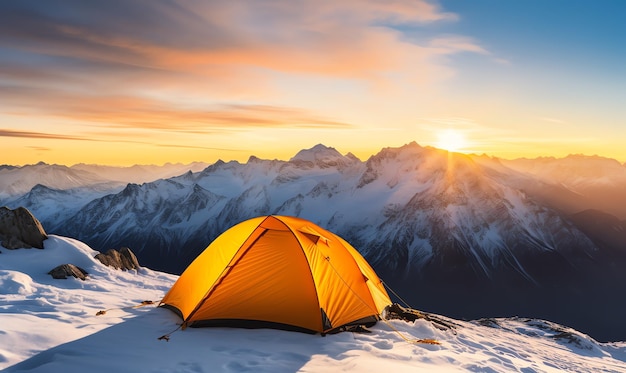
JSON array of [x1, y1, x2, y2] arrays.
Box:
[[160, 215, 392, 334]]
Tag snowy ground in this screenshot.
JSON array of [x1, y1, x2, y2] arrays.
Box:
[[1, 236, 625, 372]]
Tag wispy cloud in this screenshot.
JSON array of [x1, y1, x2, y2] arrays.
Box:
[[0, 128, 154, 146], [0, 128, 86, 141], [0, 85, 350, 131], [0, 0, 509, 165], [0, 0, 464, 82], [539, 117, 567, 125], [429, 36, 488, 55], [0, 0, 482, 131], [26, 146, 52, 152]]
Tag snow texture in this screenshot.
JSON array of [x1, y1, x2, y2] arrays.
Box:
[[1, 236, 625, 372]]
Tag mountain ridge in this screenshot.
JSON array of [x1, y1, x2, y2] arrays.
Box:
[[2, 143, 626, 341]]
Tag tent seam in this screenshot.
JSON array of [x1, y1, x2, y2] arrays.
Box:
[[274, 215, 327, 333], [183, 216, 272, 326]]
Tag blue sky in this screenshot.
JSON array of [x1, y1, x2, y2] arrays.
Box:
[[439, 0, 626, 108]]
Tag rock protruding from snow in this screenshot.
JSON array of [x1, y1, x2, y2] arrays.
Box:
[[95, 247, 140, 270], [48, 264, 88, 280], [0, 206, 48, 249]]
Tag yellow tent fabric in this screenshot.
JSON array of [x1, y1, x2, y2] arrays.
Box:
[[160, 215, 392, 334]]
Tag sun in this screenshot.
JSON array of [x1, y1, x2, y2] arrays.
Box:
[[435, 129, 467, 152]]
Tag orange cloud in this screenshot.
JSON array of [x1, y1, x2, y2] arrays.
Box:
[[0, 0, 476, 89], [0, 0, 492, 158], [0, 85, 349, 132]]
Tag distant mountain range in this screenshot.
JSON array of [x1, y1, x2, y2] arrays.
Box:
[[2, 143, 626, 341]]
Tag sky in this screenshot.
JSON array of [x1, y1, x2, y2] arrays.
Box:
[[1, 0, 625, 166]]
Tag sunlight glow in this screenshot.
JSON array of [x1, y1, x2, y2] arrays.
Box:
[[436, 129, 467, 152]]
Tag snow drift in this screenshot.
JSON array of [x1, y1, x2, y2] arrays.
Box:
[[1, 236, 625, 372]]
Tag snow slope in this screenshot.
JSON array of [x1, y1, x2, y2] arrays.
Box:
[[0, 235, 176, 369], [1, 237, 625, 372]]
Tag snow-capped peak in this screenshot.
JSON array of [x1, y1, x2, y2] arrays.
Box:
[[289, 144, 354, 168]]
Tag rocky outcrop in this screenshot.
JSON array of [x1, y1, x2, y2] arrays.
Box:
[[0, 206, 48, 249], [95, 247, 140, 270], [48, 264, 88, 280]]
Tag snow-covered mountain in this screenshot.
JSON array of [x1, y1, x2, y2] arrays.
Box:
[[0, 162, 123, 199], [1, 236, 625, 372], [0, 161, 211, 236], [2, 143, 626, 342], [52, 143, 599, 274], [0, 161, 209, 200], [3, 184, 125, 229], [70, 162, 210, 185], [501, 155, 626, 219]]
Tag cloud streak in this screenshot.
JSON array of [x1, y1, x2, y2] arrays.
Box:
[[0, 84, 350, 131], [0, 128, 152, 146], [0, 129, 86, 141], [0, 0, 504, 165], [0, 0, 482, 123], [0, 0, 462, 80], [539, 117, 567, 125]]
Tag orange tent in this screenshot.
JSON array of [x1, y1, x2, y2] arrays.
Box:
[[160, 215, 391, 334]]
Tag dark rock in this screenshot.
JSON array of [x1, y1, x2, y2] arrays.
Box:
[[119, 247, 140, 269], [0, 206, 48, 249], [95, 247, 140, 270], [48, 264, 88, 280]]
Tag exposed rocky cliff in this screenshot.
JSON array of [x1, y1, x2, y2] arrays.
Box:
[[0, 206, 47, 249]]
